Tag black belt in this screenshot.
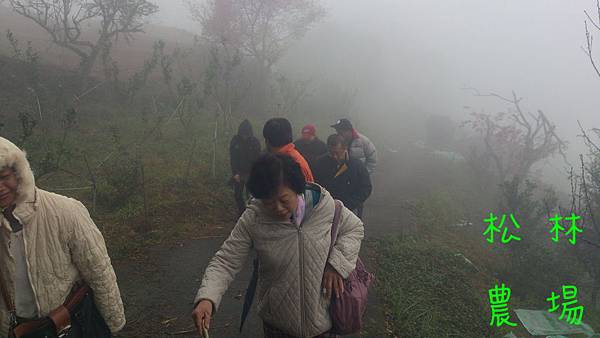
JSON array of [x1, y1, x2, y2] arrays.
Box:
[[15, 315, 37, 325]]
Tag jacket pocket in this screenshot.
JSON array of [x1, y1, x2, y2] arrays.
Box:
[[257, 285, 274, 318], [257, 281, 291, 322]]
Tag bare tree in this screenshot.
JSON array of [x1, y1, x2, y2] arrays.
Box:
[[274, 74, 312, 116], [561, 123, 600, 309], [189, 0, 324, 73], [187, 0, 325, 112], [584, 0, 600, 78], [463, 88, 568, 184], [8, 0, 158, 88], [203, 42, 246, 123]]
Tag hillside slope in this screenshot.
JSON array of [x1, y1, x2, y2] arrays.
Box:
[[0, 5, 196, 76]]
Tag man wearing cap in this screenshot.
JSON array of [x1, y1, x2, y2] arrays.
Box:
[[293, 124, 328, 169], [331, 118, 377, 174], [0, 137, 125, 336], [314, 134, 372, 218]]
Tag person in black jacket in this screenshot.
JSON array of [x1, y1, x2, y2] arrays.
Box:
[[293, 124, 328, 169], [230, 120, 261, 215], [313, 134, 372, 218]]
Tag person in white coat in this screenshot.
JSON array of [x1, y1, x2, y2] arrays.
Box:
[[192, 153, 364, 338], [0, 137, 125, 336]]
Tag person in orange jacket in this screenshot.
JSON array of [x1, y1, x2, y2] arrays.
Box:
[[263, 118, 314, 182]]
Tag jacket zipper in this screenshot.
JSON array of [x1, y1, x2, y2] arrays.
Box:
[[16, 215, 42, 317], [298, 225, 306, 338], [4, 226, 17, 326]]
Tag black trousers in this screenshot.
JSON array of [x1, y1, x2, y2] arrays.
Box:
[[352, 205, 364, 219], [234, 179, 248, 216]]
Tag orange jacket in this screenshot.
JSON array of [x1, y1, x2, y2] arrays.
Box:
[[275, 144, 314, 182]]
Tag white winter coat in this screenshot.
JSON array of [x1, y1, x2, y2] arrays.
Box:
[[194, 185, 364, 338], [0, 137, 125, 335]]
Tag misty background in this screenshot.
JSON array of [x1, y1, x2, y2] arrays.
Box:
[[149, 0, 600, 190], [0, 0, 595, 192]]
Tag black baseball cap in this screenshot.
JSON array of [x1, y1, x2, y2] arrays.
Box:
[[331, 118, 353, 131]]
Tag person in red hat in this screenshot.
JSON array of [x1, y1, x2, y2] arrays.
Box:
[[293, 124, 328, 169]]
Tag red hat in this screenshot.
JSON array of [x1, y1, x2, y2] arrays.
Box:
[[301, 124, 316, 136]]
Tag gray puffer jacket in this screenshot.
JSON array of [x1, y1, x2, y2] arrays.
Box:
[[194, 185, 364, 337], [349, 132, 377, 174]]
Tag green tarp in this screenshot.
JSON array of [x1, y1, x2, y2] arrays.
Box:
[[503, 333, 518, 338], [514, 309, 595, 336]]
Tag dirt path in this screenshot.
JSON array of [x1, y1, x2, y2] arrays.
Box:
[[114, 236, 261, 337], [114, 149, 420, 337]]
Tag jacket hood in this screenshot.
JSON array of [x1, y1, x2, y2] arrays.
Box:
[[0, 137, 35, 206], [238, 119, 254, 138]]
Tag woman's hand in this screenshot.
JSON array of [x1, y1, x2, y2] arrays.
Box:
[[192, 300, 213, 333], [322, 263, 345, 299]]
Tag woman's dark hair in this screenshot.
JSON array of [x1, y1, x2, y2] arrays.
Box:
[[326, 134, 348, 148], [263, 118, 293, 148], [238, 119, 254, 138], [247, 153, 306, 199]]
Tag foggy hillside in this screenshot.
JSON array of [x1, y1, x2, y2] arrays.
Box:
[[0, 4, 195, 76], [2, 0, 600, 337]]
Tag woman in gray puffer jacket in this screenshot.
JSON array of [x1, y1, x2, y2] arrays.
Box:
[[192, 154, 364, 338]]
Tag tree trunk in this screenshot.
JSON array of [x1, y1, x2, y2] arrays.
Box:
[[79, 45, 102, 92], [253, 58, 271, 115], [212, 114, 219, 178]]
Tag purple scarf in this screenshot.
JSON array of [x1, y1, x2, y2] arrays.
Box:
[[293, 194, 306, 226]]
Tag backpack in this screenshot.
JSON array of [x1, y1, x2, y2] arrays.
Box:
[[328, 200, 375, 335]]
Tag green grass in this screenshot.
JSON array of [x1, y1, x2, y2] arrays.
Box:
[[0, 52, 243, 259], [377, 237, 496, 338], [373, 180, 599, 337]]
